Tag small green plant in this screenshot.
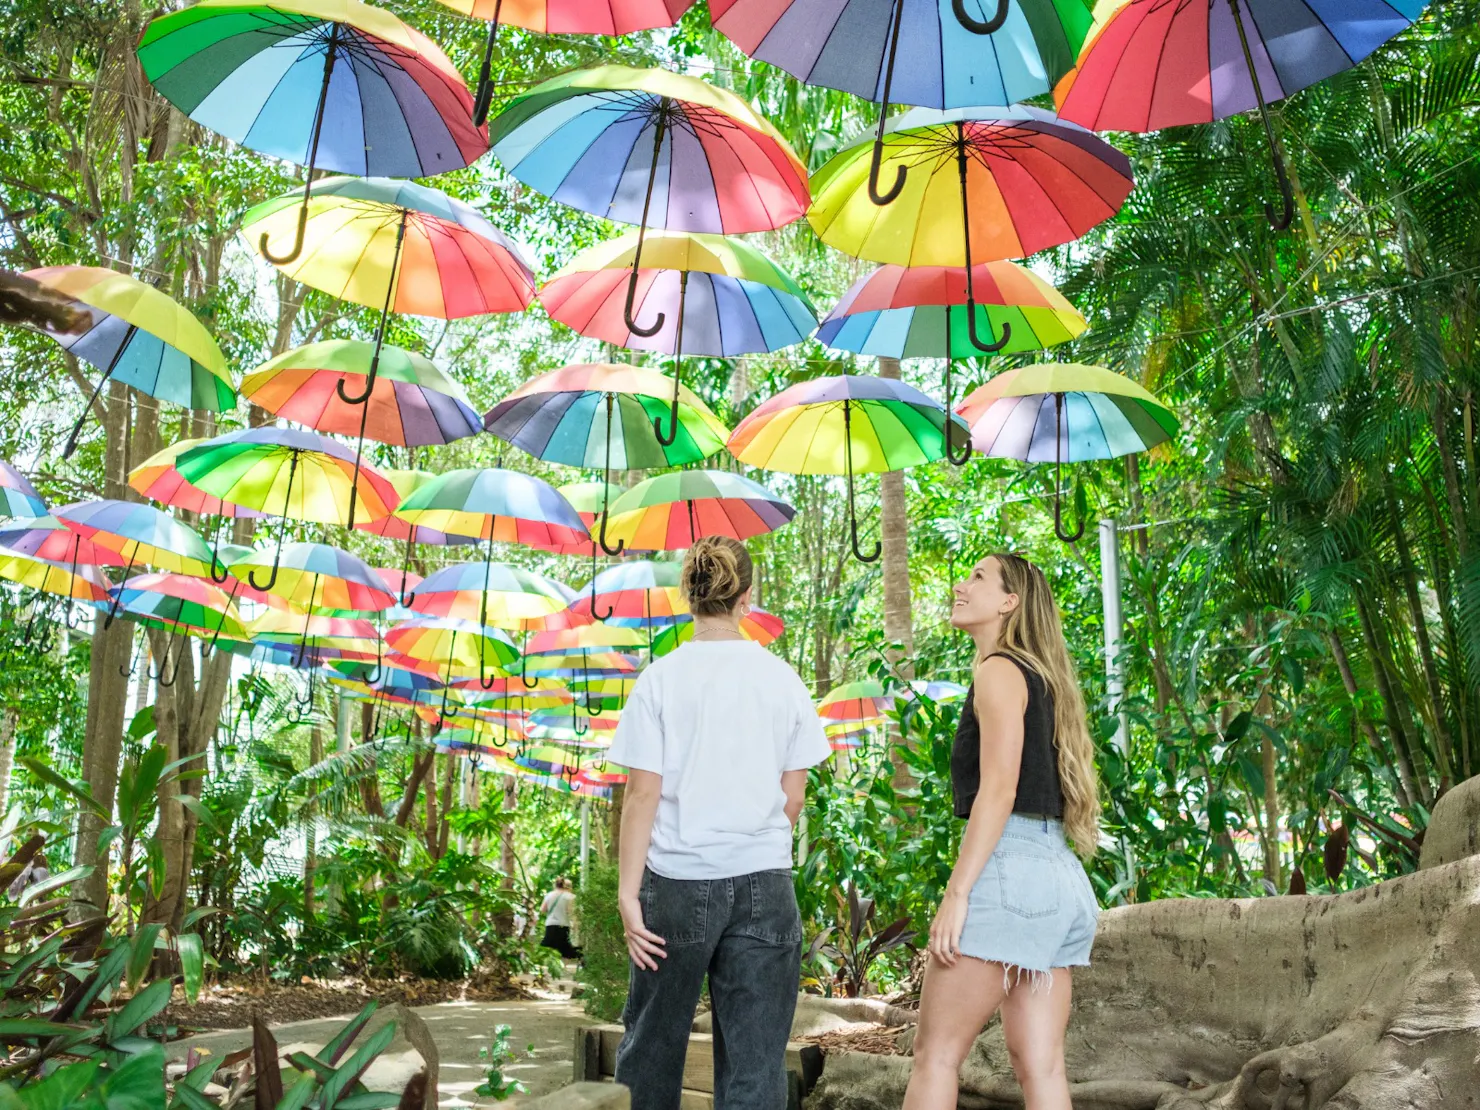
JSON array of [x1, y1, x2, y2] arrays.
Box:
[[806, 884, 914, 998], [473, 1024, 529, 1100], [574, 860, 627, 1021]]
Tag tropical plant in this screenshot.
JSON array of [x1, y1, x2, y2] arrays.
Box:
[[806, 884, 914, 1000]]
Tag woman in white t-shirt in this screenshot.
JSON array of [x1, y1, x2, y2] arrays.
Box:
[[607, 536, 830, 1110], [539, 877, 580, 959]]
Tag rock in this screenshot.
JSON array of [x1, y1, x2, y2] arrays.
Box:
[[693, 995, 915, 1039], [1420, 773, 1480, 869]]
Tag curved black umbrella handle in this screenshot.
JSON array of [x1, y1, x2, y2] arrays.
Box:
[[868, 0, 908, 207], [1052, 393, 1086, 543], [338, 212, 407, 408], [119, 635, 140, 679], [153, 618, 185, 688], [438, 637, 457, 727], [590, 548, 614, 621], [208, 511, 233, 584], [1226, 0, 1294, 232], [248, 449, 298, 593], [102, 547, 138, 631], [941, 340, 973, 467], [844, 400, 882, 563], [952, 0, 1008, 34], [598, 396, 626, 557], [624, 105, 670, 337], [654, 271, 688, 446], [398, 536, 417, 607], [261, 26, 337, 266], [965, 302, 1011, 354], [955, 122, 1007, 359], [521, 630, 538, 689]]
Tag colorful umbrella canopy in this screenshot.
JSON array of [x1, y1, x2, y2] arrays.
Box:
[[522, 480, 624, 558], [437, 0, 694, 126], [129, 438, 265, 520], [0, 464, 45, 519], [650, 606, 784, 656], [956, 362, 1178, 540], [140, 0, 486, 264], [110, 572, 248, 644], [356, 467, 478, 607], [0, 516, 123, 569], [243, 176, 537, 525], [410, 562, 574, 626], [809, 105, 1130, 362], [603, 470, 795, 550], [175, 428, 399, 589], [542, 231, 815, 445], [516, 743, 584, 775], [242, 339, 482, 447], [567, 560, 687, 623], [0, 551, 112, 604], [489, 65, 808, 343], [387, 617, 519, 697], [55, 500, 215, 578], [819, 679, 894, 721], [23, 266, 233, 458], [226, 541, 396, 612], [394, 468, 587, 548], [1053, 0, 1430, 230], [728, 374, 970, 561], [711, 0, 1094, 112]]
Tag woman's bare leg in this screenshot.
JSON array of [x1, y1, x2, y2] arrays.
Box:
[[1000, 967, 1074, 1110], [901, 956, 1008, 1110]]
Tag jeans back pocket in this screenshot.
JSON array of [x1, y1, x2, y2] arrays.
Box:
[[993, 851, 1062, 919], [739, 869, 802, 946], [642, 870, 710, 946]]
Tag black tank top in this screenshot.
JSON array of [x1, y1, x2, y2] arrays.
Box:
[[950, 653, 1064, 819]]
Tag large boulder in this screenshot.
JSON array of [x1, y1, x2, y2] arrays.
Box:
[[809, 780, 1480, 1110], [1420, 774, 1480, 869], [694, 996, 916, 1039]]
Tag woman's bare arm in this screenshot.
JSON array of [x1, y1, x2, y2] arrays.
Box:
[[617, 769, 666, 969], [782, 769, 808, 826]]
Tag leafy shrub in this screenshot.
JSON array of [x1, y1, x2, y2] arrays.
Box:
[[575, 860, 628, 1022]]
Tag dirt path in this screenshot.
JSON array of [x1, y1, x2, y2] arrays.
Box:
[[169, 991, 593, 1108]]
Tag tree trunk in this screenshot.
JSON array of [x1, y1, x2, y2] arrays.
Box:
[[0, 706, 17, 818], [496, 774, 517, 934], [877, 358, 915, 792], [436, 754, 454, 858]]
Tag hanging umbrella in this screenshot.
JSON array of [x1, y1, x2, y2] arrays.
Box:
[[489, 64, 808, 344], [242, 339, 482, 446], [436, 0, 694, 127], [808, 105, 1131, 358], [819, 679, 895, 721], [1053, 0, 1431, 230], [0, 463, 45, 519], [574, 756, 627, 789], [243, 177, 536, 524], [356, 467, 479, 607], [175, 427, 400, 589], [712, 0, 1096, 205], [817, 260, 1087, 463], [253, 610, 381, 660], [521, 480, 624, 558], [130, 438, 266, 519], [139, 0, 486, 265], [650, 607, 783, 657], [957, 362, 1178, 541], [484, 362, 729, 567], [540, 231, 815, 442], [516, 743, 585, 776], [55, 499, 215, 580], [566, 560, 687, 644], [226, 541, 396, 612], [387, 616, 519, 719], [22, 267, 232, 458], [0, 550, 113, 645], [0, 516, 126, 570], [728, 375, 969, 562], [110, 573, 249, 684], [602, 470, 795, 550]]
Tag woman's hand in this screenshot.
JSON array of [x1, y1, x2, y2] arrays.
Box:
[[619, 893, 667, 971], [928, 889, 969, 968]]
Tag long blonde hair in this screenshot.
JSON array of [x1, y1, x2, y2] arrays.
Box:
[[982, 553, 1101, 858]]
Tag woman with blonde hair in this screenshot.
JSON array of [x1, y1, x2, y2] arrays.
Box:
[[903, 553, 1101, 1110], [606, 536, 830, 1110]]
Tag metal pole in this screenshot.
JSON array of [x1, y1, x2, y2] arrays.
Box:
[[1099, 518, 1128, 754], [579, 799, 591, 890]]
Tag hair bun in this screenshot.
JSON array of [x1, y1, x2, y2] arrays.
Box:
[[680, 536, 754, 617]]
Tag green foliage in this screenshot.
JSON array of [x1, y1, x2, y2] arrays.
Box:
[[473, 1024, 530, 1101], [575, 860, 628, 1022]]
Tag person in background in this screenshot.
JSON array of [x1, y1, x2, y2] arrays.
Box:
[[608, 535, 831, 1110], [539, 877, 581, 959], [6, 847, 49, 901], [902, 553, 1101, 1110]]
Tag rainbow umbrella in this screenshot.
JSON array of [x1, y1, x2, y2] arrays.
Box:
[[540, 231, 815, 442], [650, 607, 783, 657], [0, 550, 113, 645], [130, 438, 265, 519], [489, 65, 808, 342], [356, 467, 478, 607], [55, 499, 214, 579], [728, 375, 969, 562], [712, 0, 1095, 209], [23, 267, 232, 458], [175, 428, 399, 589], [0, 516, 125, 570], [568, 559, 686, 625], [808, 105, 1131, 358], [140, 0, 486, 264], [437, 0, 694, 127], [603, 471, 795, 551], [110, 573, 248, 684], [956, 362, 1178, 541], [484, 362, 729, 569], [522, 480, 623, 558], [387, 616, 519, 718], [243, 339, 481, 446], [574, 756, 627, 788], [243, 177, 536, 524], [1054, 0, 1430, 231], [817, 260, 1087, 463], [516, 742, 584, 775], [819, 679, 894, 721], [0, 464, 45, 519], [525, 625, 647, 706], [226, 541, 396, 612], [253, 609, 380, 660]]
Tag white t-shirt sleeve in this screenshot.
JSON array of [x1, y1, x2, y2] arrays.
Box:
[[783, 675, 832, 771], [608, 672, 663, 774]]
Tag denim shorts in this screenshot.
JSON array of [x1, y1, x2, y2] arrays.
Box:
[[958, 814, 1099, 974]]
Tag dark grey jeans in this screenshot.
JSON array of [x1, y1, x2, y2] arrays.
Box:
[[614, 867, 802, 1110]]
